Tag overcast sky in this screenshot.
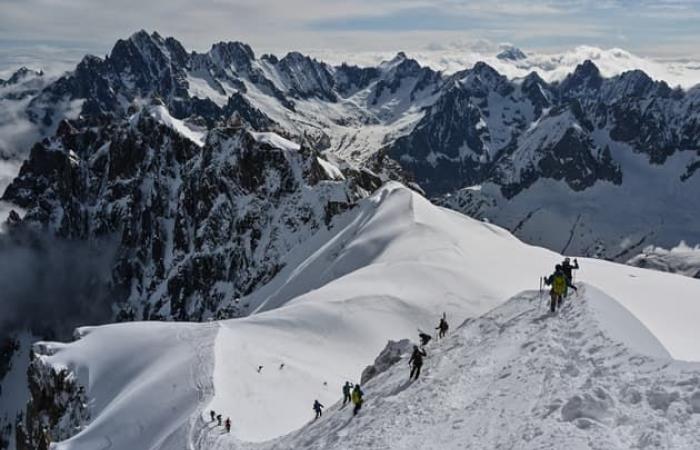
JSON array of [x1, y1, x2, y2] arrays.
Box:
[[1, 0, 699, 74]]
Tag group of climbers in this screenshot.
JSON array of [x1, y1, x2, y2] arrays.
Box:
[[330, 382, 364, 417], [410, 314, 450, 380], [312, 314, 448, 422], [210, 410, 231, 433], [411, 314, 448, 380], [544, 257, 579, 313], [219, 257, 581, 433]]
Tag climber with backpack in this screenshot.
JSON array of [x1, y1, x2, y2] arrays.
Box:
[[436, 315, 449, 339], [351, 384, 364, 416], [545, 265, 567, 313], [408, 345, 427, 380], [225, 417, 231, 433]]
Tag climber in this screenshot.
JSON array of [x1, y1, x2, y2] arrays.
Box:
[[257, 365, 263, 373], [436, 315, 449, 339], [561, 257, 580, 294], [279, 363, 285, 370], [210, 410, 216, 422], [419, 331, 432, 348], [217, 414, 222, 426], [408, 345, 427, 380], [313, 400, 324, 419], [351, 385, 364, 416], [342, 381, 353, 406], [545, 265, 567, 313], [225, 417, 231, 433]]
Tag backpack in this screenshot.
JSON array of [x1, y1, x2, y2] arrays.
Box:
[[352, 388, 363, 405], [552, 273, 566, 295]]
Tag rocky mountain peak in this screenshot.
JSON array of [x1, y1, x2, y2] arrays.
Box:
[[497, 45, 527, 61], [559, 59, 603, 94], [5, 67, 44, 85], [209, 41, 256, 71]]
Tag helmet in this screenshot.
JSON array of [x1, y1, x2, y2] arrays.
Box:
[[564, 257, 570, 262], [555, 264, 562, 271]]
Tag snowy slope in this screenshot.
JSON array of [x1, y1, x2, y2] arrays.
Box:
[[34, 183, 700, 450], [38, 322, 218, 450], [273, 286, 700, 450]]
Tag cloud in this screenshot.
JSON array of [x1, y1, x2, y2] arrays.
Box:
[[0, 228, 120, 340]]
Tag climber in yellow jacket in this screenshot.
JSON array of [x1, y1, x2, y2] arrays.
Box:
[[545, 265, 567, 313], [351, 384, 364, 416]]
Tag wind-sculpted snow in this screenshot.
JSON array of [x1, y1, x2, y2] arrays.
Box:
[[26, 184, 700, 449]]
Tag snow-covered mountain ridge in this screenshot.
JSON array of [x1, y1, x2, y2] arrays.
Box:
[[2, 30, 699, 264], [17, 184, 700, 450]]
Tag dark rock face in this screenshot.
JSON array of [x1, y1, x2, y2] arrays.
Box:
[[386, 59, 700, 197], [2, 111, 375, 321], [360, 339, 412, 385], [389, 86, 487, 193], [275, 52, 337, 102], [334, 63, 381, 96], [370, 56, 441, 105], [15, 346, 89, 450]]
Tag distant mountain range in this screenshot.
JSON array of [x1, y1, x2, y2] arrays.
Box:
[[0, 30, 699, 324]]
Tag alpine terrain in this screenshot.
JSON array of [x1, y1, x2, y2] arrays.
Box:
[[0, 28, 699, 450]]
